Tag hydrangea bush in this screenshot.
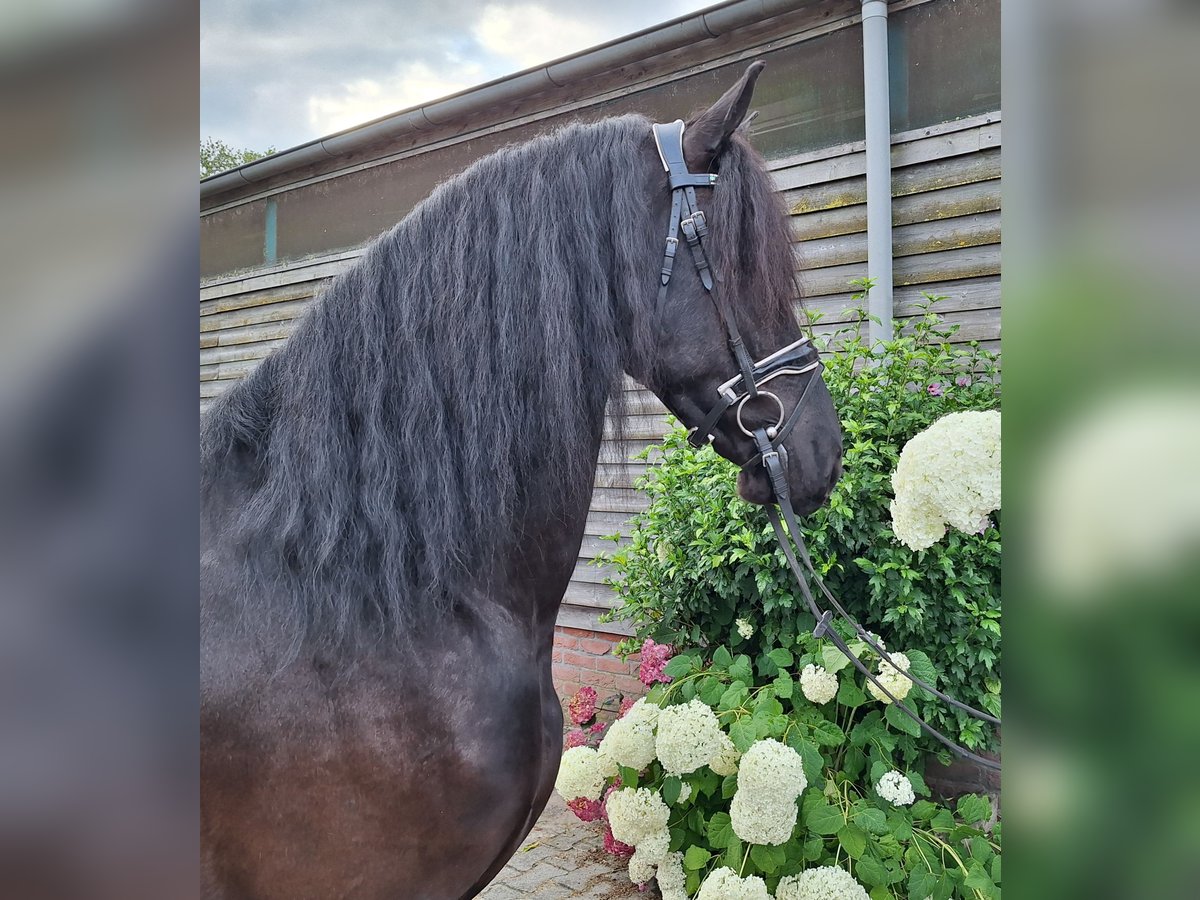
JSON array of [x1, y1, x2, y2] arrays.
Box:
[[556, 630, 1001, 899], [599, 292, 1001, 750]]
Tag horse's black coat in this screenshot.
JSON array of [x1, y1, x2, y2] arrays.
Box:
[[201, 64, 842, 899]]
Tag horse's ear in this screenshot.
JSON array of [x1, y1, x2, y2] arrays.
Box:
[[683, 61, 766, 172]]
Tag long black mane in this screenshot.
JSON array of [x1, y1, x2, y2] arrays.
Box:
[[201, 114, 796, 653]]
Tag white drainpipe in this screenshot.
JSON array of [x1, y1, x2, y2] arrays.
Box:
[[861, 0, 894, 343]]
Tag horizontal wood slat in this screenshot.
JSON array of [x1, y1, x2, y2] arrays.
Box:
[[797, 211, 1000, 270]]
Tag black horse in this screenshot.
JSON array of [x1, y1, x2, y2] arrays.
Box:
[[201, 63, 843, 899]]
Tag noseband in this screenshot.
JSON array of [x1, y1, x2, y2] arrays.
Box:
[[650, 120, 1001, 770]]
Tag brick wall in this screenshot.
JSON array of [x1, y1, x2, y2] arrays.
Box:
[[552, 625, 646, 712]]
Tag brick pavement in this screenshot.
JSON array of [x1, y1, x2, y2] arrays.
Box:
[[479, 795, 646, 899]]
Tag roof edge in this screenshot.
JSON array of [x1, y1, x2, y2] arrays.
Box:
[[200, 0, 805, 201]]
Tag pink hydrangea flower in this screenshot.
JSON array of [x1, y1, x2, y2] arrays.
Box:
[[567, 797, 604, 822], [568, 686, 597, 725], [927, 382, 943, 397], [564, 729, 587, 750], [618, 696, 637, 718], [637, 638, 673, 686], [589, 722, 606, 736], [603, 824, 635, 858], [956, 375, 971, 387]]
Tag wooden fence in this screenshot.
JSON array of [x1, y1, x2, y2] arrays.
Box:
[[199, 111, 1001, 634]]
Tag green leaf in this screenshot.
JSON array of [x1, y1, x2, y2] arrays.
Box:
[[964, 859, 996, 892], [663, 655, 696, 679], [838, 823, 868, 859], [721, 774, 739, 799], [957, 793, 992, 825], [855, 854, 890, 887], [910, 800, 937, 821], [750, 843, 786, 874], [787, 733, 825, 784], [908, 869, 941, 900], [683, 845, 711, 871], [719, 682, 749, 712], [730, 717, 757, 752], [885, 704, 922, 738], [811, 719, 846, 748], [804, 802, 844, 835], [699, 676, 726, 707], [661, 776, 681, 805], [707, 812, 734, 849], [773, 671, 794, 699], [618, 766, 640, 788], [768, 647, 795, 668], [837, 678, 867, 708], [712, 646, 733, 669], [929, 809, 956, 833], [721, 835, 744, 870], [853, 807, 889, 835], [822, 645, 850, 674], [729, 655, 754, 685]]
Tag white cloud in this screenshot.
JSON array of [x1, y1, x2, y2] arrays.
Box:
[[306, 61, 484, 135], [473, 3, 607, 69]]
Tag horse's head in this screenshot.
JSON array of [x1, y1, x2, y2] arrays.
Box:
[[638, 62, 843, 516]]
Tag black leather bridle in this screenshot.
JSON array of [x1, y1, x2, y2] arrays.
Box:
[[651, 120, 1001, 770]]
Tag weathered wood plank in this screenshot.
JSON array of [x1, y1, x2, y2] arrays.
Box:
[[783, 148, 1002, 216], [199, 286, 320, 317], [200, 339, 286, 366], [797, 211, 1001, 269], [572, 559, 618, 586], [797, 245, 1001, 299], [200, 256, 357, 301], [791, 179, 1001, 241], [603, 413, 673, 442], [813, 306, 1001, 345], [773, 123, 1001, 192], [585, 511, 637, 537], [559, 586, 623, 616], [579, 533, 630, 559], [801, 277, 1000, 325], [589, 488, 650, 514], [200, 298, 312, 333], [200, 381, 231, 399], [214, 321, 297, 347]]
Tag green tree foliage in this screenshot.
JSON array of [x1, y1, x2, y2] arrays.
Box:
[[200, 137, 276, 179], [600, 289, 1001, 750]]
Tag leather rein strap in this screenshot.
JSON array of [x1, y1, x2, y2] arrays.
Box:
[[651, 120, 1001, 770]]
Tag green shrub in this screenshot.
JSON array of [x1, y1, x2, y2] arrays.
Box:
[[600, 292, 1001, 750], [556, 629, 1001, 898]]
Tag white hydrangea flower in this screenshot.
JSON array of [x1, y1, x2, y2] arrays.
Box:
[[628, 853, 657, 886], [656, 540, 672, 564], [775, 865, 870, 900], [866, 651, 913, 704], [800, 664, 839, 705], [736, 618, 755, 639], [553, 746, 613, 801], [890, 410, 1001, 551], [656, 852, 688, 900], [729, 739, 807, 845], [674, 782, 692, 804], [598, 698, 659, 770], [876, 770, 916, 807], [695, 867, 772, 900], [656, 698, 726, 776], [708, 731, 741, 776], [604, 787, 672, 854]]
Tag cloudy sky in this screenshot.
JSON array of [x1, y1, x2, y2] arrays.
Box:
[[201, 0, 718, 153]]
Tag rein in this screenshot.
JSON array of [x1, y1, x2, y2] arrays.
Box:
[[651, 120, 1001, 771]]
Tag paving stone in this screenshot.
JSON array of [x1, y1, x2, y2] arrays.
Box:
[[483, 795, 650, 898]]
